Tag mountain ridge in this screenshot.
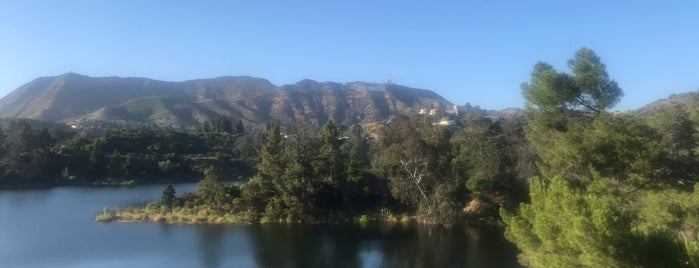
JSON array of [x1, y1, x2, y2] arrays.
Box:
[[0, 73, 454, 128]]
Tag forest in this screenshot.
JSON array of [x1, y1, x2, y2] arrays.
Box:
[[2, 48, 699, 267]]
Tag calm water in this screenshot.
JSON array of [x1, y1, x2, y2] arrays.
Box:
[[0, 183, 521, 267]]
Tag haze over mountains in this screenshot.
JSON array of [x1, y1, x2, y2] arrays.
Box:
[[0, 73, 453, 128]]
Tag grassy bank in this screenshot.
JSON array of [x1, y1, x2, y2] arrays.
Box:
[[95, 204, 413, 225], [95, 205, 246, 224]]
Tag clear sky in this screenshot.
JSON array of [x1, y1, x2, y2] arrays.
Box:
[[1, 1, 698, 110]]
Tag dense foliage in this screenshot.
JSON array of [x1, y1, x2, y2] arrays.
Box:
[[502, 47, 699, 267], [0, 117, 256, 187], [87, 108, 537, 225]]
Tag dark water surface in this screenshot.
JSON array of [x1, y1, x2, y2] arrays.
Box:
[[0, 184, 521, 267]]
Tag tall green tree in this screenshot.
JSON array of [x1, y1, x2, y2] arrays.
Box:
[[522, 47, 625, 182], [240, 124, 284, 221], [522, 47, 622, 119], [196, 166, 226, 213], [314, 119, 343, 183], [161, 184, 176, 211], [275, 121, 318, 221], [258, 124, 285, 181]]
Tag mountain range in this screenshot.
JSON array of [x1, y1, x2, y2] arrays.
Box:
[[0, 73, 453, 128]]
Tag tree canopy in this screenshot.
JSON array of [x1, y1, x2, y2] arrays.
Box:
[[504, 47, 699, 267]]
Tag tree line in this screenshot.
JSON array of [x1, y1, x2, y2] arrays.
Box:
[[147, 110, 536, 225], [0, 117, 256, 187]]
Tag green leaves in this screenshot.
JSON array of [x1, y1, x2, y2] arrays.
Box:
[[633, 186, 699, 266], [502, 177, 633, 268], [161, 184, 176, 211], [196, 166, 226, 212], [523, 47, 623, 132], [505, 48, 699, 267], [568, 47, 623, 112]]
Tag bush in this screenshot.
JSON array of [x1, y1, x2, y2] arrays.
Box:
[[95, 207, 116, 222], [358, 214, 369, 224], [145, 201, 161, 214]]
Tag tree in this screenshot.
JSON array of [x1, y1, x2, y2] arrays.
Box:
[[521, 47, 629, 183], [649, 105, 696, 158], [522, 47, 623, 120], [161, 184, 176, 212], [314, 119, 343, 184], [239, 124, 285, 221], [274, 121, 318, 221], [503, 47, 699, 267], [634, 185, 699, 266], [196, 166, 226, 213], [2, 120, 56, 178], [311, 120, 346, 212], [234, 119, 246, 135], [501, 177, 681, 267], [258, 124, 285, 181], [502, 176, 699, 267], [3, 120, 33, 161], [373, 115, 458, 222]]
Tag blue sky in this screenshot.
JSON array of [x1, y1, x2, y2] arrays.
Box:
[[1, 1, 698, 110]]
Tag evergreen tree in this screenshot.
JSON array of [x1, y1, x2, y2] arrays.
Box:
[[240, 123, 284, 221], [234, 119, 246, 135], [521, 47, 625, 182], [504, 47, 699, 267], [502, 177, 636, 267], [315, 119, 343, 183], [212, 116, 233, 133], [161, 184, 176, 211], [258, 124, 284, 180]]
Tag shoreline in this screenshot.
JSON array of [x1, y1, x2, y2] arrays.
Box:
[[95, 205, 420, 225], [0, 177, 251, 190], [94, 205, 502, 227]]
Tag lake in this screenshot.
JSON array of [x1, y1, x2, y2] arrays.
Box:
[[0, 183, 521, 267]]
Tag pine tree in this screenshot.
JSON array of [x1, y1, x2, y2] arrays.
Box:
[[521, 47, 624, 182], [161, 184, 176, 211], [315, 119, 344, 183], [258, 124, 284, 180]]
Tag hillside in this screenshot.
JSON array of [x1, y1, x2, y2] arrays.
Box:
[[637, 90, 699, 123], [0, 73, 453, 128]]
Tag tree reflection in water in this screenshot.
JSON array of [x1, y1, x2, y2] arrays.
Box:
[[197, 224, 225, 268], [245, 222, 520, 268]]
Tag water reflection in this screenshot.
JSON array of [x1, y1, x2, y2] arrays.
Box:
[[242, 223, 519, 268], [0, 185, 520, 268], [197, 224, 225, 268], [248, 224, 361, 267]]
